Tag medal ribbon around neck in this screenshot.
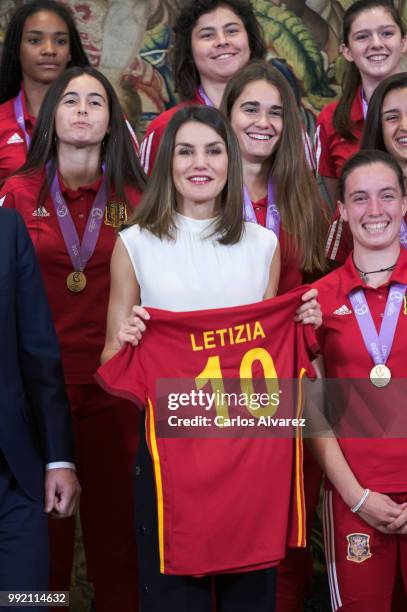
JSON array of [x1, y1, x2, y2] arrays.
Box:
[[348, 282, 407, 369], [243, 179, 280, 237], [361, 88, 368, 120], [13, 90, 31, 149], [198, 86, 215, 107], [400, 219, 407, 249], [46, 162, 108, 274]]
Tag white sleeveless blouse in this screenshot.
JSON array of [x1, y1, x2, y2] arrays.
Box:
[[120, 213, 278, 311]]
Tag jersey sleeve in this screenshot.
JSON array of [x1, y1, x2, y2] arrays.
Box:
[[139, 120, 162, 175], [95, 343, 147, 409], [296, 323, 319, 379], [315, 108, 337, 179]]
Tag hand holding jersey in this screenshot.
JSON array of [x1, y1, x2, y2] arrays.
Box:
[[111, 286, 322, 353], [117, 305, 150, 348]]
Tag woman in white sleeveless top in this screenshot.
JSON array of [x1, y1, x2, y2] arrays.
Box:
[[101, 105, 320, 612]]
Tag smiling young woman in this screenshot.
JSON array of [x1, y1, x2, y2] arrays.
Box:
[[139, 0, 266, 175], [221, 61, 328, 295], [315, 0, 406, 217], [327, 72, 407, 263], [310, 150, 407, 611], [0, 1, 89, 182], [363, 72, 407, 181], [0, 66, 146, 612]]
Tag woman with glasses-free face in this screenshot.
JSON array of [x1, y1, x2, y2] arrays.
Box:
[[19, 10, 71, 89], [316, 0, 406, 225], [0, 1, 89, 181], [381, 87, 407, 178], [139, 0, 265, 175], [190, 5, 250, 102]]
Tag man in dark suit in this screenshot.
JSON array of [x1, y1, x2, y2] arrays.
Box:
[[0, 207, 80, 591]]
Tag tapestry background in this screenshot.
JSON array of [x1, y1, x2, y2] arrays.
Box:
[[1, 0, 406, 139], [1, 1, 406, 609]]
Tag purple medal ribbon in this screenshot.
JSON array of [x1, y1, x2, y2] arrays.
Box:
[[361, 88, 368, 120], [349, 282, 407, 366], [46, 162, 108, 273], [243, 179, 280, 237], [400, 219, 407, 249], [13, 90, 31, 148], [198, 86, 215, 107]]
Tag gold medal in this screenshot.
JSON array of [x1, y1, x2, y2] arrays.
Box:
[[104, 201, 127, 228], [370, 364, 391, 387], [67, 271, 87, 293]]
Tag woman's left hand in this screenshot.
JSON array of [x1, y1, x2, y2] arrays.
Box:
[[294, 288, 322, 329]]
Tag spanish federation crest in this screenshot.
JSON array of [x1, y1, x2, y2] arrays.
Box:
[[104, 201, 127, 228], [346, 533, 372, 563]]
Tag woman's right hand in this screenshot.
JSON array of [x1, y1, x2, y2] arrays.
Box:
[[117, 305, 150, 347]]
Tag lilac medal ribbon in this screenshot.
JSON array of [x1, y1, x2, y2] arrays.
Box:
[[198, 86, 215, 107], [400, 219, 407, 249], [13, 90, 31, 148], [243, 179, 280, 237], [361, 88, 368, 120], [349, 282, 407, 367], [46, 162, 108, 273]]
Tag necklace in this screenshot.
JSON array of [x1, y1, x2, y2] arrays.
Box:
[[353, 257, 397, 283]]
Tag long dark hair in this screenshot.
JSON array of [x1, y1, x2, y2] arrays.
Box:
[[361, 71, 407, 151], [220, 61, 328, 273], [0, 0, 89, 104], [333, 0, 405, 143], [128, 105, 244, 245], [172, 0, 266, 101], [339, 149, 406, 200], [17, 66, 146, 204]]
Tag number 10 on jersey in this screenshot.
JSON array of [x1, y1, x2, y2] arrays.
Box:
[[195, 348, 280, 420]]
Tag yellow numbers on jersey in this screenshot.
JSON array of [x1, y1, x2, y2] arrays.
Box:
[[195, 348, 279, 420]]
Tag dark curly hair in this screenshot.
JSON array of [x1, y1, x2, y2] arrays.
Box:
[[172, 0, 266, 100]]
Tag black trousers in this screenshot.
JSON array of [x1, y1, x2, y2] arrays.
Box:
[[0, 451, 48, 611], [134, 418, 276, 612]]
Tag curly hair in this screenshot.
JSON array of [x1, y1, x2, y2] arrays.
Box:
[[171, 0, 266, 100]]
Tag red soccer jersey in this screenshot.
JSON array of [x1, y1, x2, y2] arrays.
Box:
[[252, 196, 302, 294], [139, 89, 205, 175], [0, 90, 34, 182], [314, 251, 407, 492], [0, 170, 141, 384], [97, 287, 318, 576], [315, 89, 364, 179]]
